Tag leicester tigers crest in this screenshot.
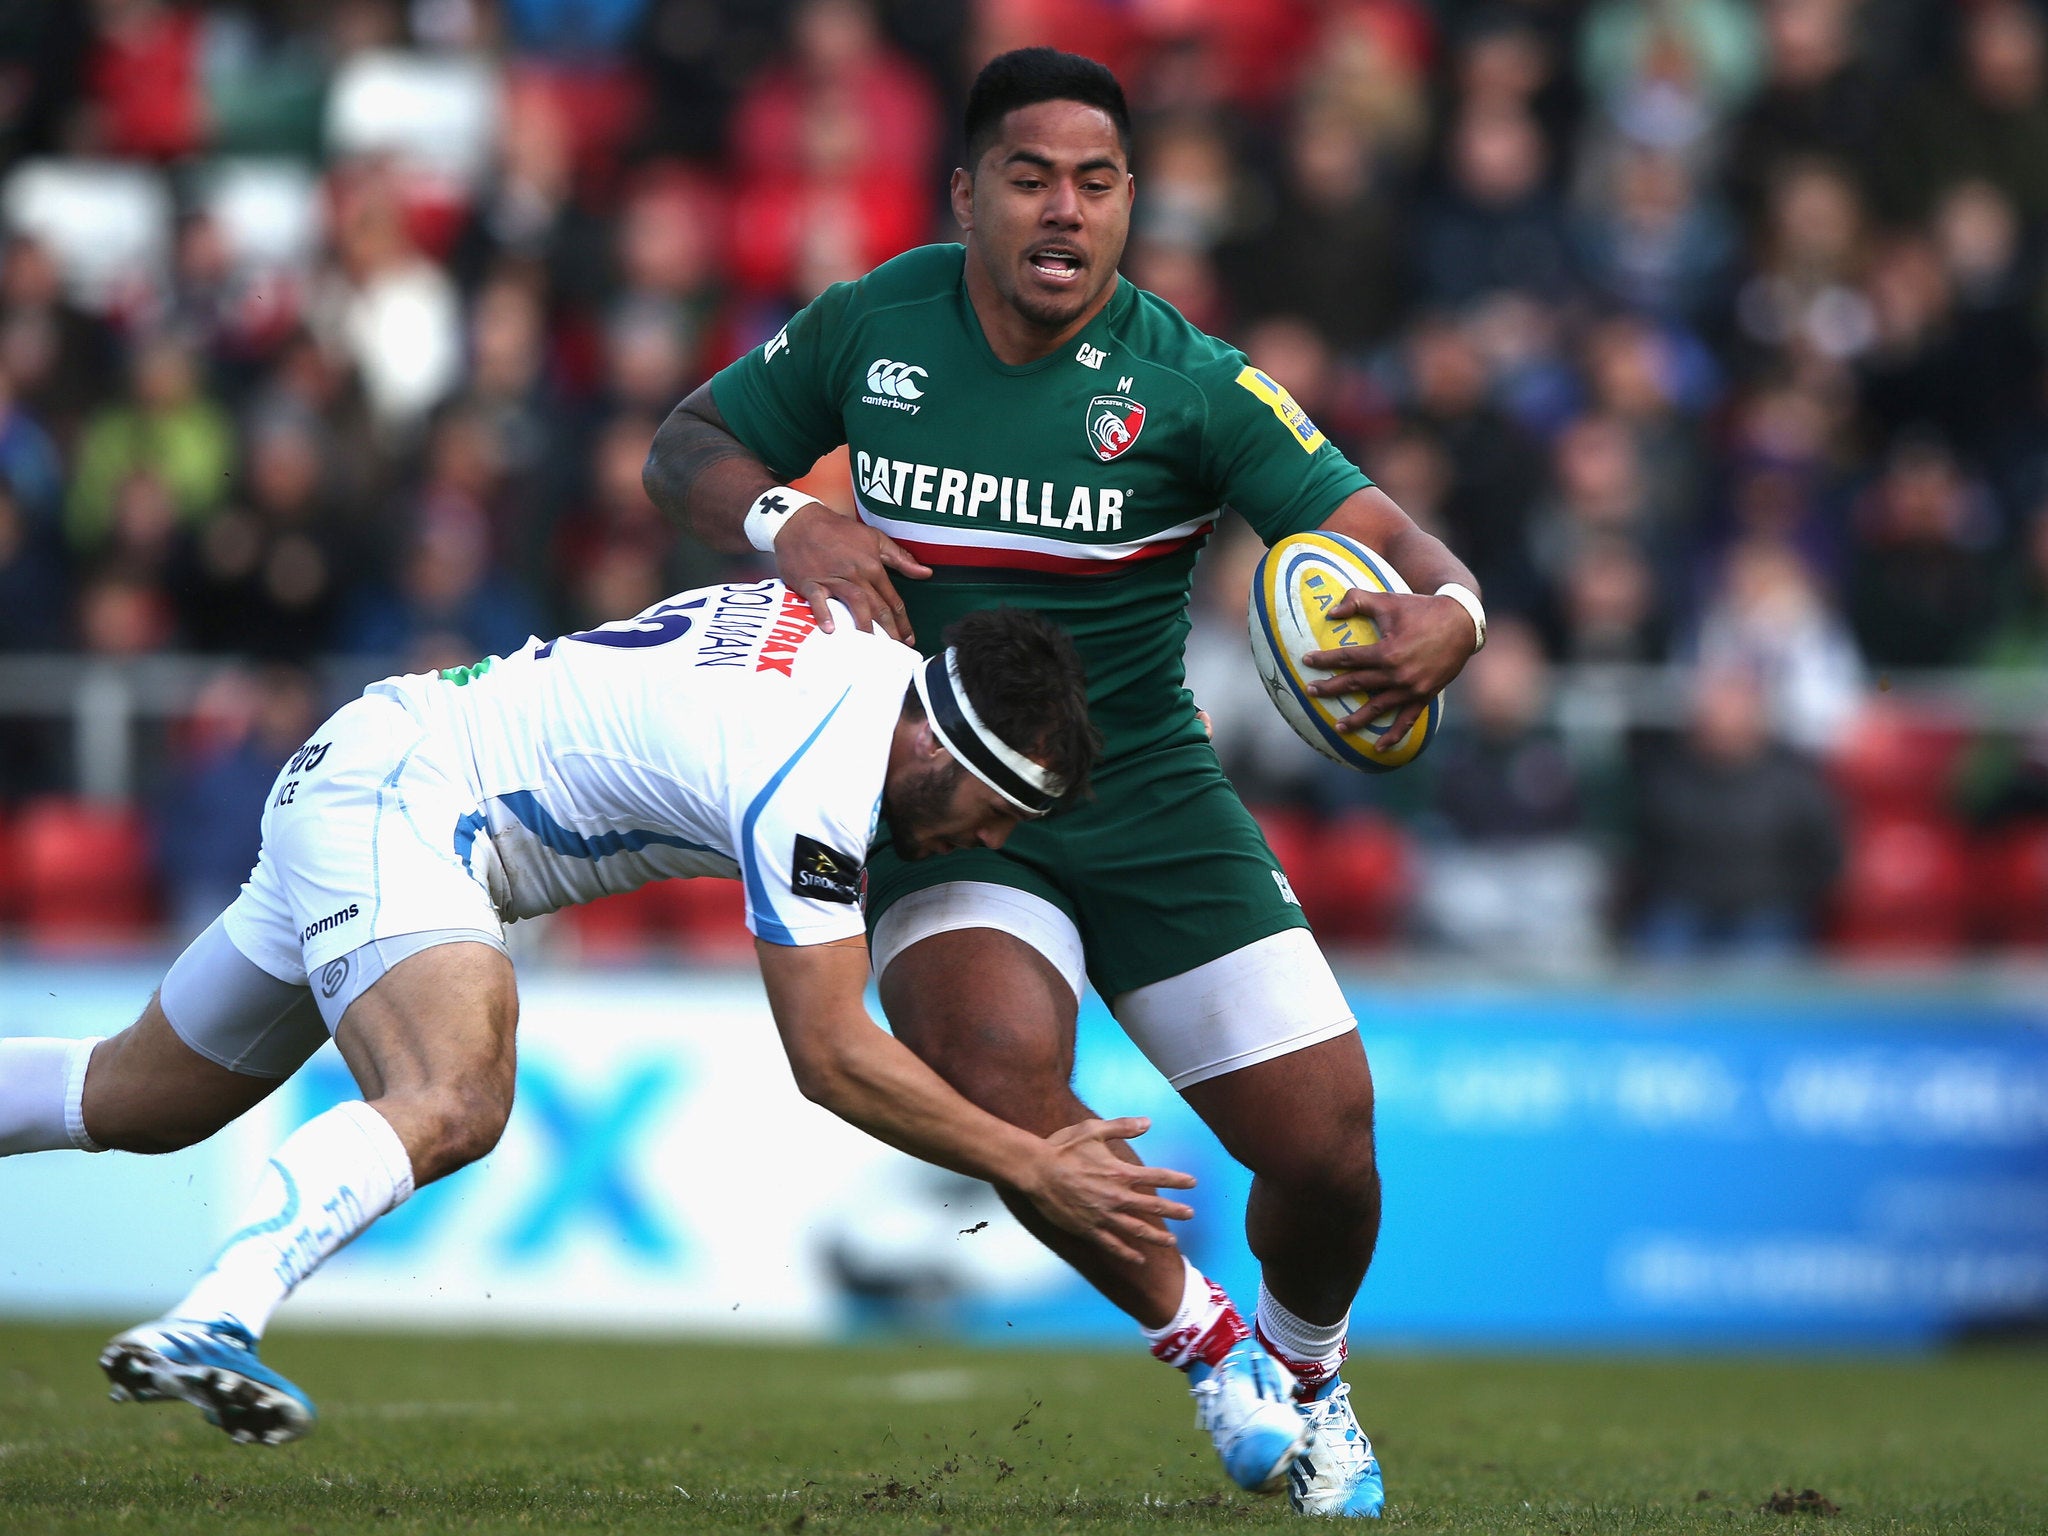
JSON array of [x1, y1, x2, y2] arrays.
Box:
[[1086, 394, 1145, 461]]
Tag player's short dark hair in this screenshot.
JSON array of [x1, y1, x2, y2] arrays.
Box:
[[906, 608, 1099, 804], [964, 47, 1132, 171]]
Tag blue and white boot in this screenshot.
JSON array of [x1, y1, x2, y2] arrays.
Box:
[[1188, 1339, 1311, 1494], [100, 1318, 316, 1445], [1287, 1378, 1384, 1516]]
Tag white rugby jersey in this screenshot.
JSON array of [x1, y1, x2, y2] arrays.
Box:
[[367, 579, 918, 945]]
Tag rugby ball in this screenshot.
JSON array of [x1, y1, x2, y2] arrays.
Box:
[[1248, 530, 1443, 772]]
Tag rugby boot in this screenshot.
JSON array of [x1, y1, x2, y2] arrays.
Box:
[[1188, 1338, 1311, 1494], [1287, 1377, 1385, 1517], [100, 1317, 316, 1445]]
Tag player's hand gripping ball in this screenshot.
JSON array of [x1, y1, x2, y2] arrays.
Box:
[[1248, 530, 1444, 772]]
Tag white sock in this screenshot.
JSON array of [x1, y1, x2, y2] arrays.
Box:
[[1254, 1279, 1349, 1397], [1140, 1257, 1250, 1371], [0, 1036, 104, 1154], [173, 1101, 415, 1337]]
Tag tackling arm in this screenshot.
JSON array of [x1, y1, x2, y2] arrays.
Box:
[[643, 385, 932, 640], [1304, 486, 1486, 738], [753, 937, 1195, 1263]]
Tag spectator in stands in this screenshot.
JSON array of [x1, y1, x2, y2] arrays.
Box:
[[1217, 98, 1405, 351], [1526, 413, 1678, 628], [152, 662, 321, 938], [1733, 157, 1874, 367], [602, 168, 731, 412], [65, 331, 235, 557], [1417, 615, 1605, 964], [337, 489, 543, 669], [1714, 375, 1846, 576], [85, 0, 207, 162], [731, 0, 939, 185], [452, 71, 599, 298], [1855, 223, 2041, 473], [726, 0, 935, 305], [1416, 103, 1576, 309], [550, 410, 689, 629], [463, 269, 569, 576], [1876, 0, 2048, 226], [1573, 141, 1738, 325], [1548, 534, 1671, 665], [1580, 314, 1713, 544], [1630, 663, 1843, 959], [175, 406, 351, 660], [1845, 434, 2000, 669], [1393, 312, 1545, 609], [1693, 537, 1864, 754], [1577, 0, 1763, 160], [0, 483, 67, 651], [1721, 0, 1884, 222], [0, 236, 116, 454], [318, 160, 463, 434], [0, 363, 64, 527]]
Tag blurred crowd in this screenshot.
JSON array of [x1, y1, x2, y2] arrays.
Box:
[[4, 0, 2048, 960]]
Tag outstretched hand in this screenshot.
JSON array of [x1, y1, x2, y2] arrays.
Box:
[[1301, 589, 1479, 743], [1022, 1117, 1197, 1266], [776, 504, 932, 643]]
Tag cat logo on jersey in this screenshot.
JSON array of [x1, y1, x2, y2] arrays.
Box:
[[1087, 394, 1146, 461], [1234, 366, 1327, 453]]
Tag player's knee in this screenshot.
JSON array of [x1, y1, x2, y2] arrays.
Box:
[[400, 1080, 512, 1182], [1257, 1095, 1380, 1209]]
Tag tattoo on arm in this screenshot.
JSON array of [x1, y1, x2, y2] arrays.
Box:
[[643, 386, 778, 553]]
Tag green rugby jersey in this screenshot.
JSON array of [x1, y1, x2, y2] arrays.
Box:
[[711, 244, 1371, 763]]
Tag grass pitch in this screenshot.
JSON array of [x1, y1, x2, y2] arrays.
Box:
[[0, 1325, 2042, 1535]]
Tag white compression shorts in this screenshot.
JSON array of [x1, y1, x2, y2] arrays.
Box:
[[870, 882, 1357, 1090]]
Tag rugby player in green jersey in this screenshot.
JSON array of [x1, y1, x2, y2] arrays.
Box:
[[645, 47, 1485, 1516]]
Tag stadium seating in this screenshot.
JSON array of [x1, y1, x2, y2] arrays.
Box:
[[1973, 820, 2048, 949], [1829, 812, 1972, 957], [1827, 702, 1971, 820], [13, 797, 158, 947]]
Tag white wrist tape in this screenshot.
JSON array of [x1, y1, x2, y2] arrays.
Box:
[[1435, 582, 1487, 651], [742, 486, 812, 553]]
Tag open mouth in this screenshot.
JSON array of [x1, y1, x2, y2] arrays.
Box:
[[1027, 247, 1084, 284]]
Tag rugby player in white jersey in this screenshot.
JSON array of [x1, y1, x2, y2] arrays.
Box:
[[0, 587, 1197, 1445]]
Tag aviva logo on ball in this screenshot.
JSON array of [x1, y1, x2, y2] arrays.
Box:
[[1248, 530, 1443, 772]]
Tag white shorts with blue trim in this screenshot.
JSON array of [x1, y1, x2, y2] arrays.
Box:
[[220, 693, 506, 999]]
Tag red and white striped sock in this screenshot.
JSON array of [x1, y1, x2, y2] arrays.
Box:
[[1140, 1258, 1250, 1371], [1254, 1280, 1348, 1399]]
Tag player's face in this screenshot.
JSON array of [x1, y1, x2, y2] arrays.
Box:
[[955, 100, 1133, 334], [884, 755, 1028, 860]]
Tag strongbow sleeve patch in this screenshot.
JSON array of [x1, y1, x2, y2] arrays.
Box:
[[790, 834, 863, 904]]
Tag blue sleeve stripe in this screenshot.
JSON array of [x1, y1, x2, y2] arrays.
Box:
[[742, 686, 853, 946]]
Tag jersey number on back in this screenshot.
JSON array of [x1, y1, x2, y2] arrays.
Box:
[[535, 596, 709, 659]]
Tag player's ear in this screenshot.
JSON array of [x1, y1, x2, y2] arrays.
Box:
[[950, 166, 974, 233]]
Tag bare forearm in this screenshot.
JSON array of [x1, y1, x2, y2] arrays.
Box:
[[796, 1018, 1052, 1192], [643, 386, 782, 553], [1324, 486, 1480, 598]]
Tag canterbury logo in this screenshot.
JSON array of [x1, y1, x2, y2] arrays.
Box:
[[865, 359, 928, 399]]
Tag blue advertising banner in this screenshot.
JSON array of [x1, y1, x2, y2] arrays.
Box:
[[3, 964, 2045, 1349]]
